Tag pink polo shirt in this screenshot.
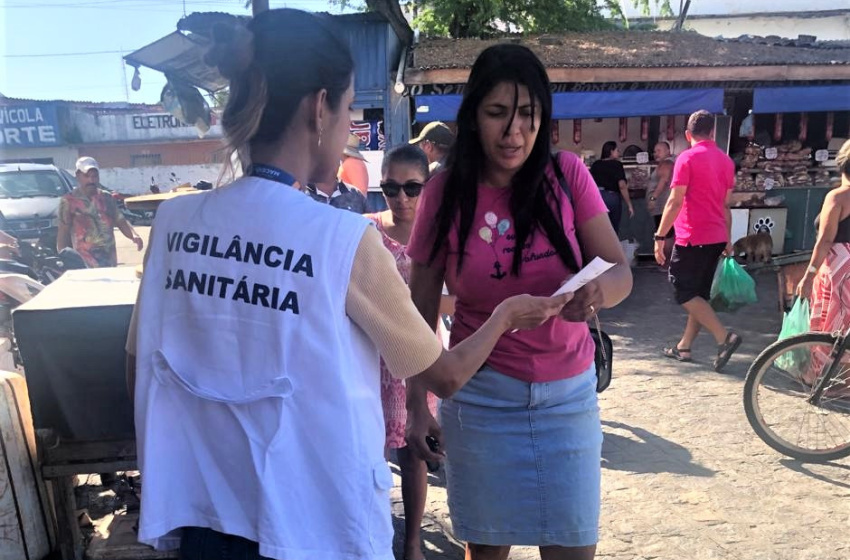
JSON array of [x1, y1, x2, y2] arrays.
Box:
[[671, 140, 735, 246], [407, 151, 608, 383]]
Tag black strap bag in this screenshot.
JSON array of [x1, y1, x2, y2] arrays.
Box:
[[551, 155, 614, 393]]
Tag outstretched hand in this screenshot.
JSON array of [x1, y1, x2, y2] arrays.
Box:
[[496, 292, 573, 331]]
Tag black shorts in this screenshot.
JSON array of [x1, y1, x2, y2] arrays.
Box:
[[653, 215, 674, 239], [668, 242, 726, 305]]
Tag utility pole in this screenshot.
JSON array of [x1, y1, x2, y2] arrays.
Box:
[[252, 0, 269, 16]]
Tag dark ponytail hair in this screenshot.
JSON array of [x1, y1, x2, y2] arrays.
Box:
[[205, 9, 354, 175], [601, 141, 618, 159], [428, 44, 578, 276]]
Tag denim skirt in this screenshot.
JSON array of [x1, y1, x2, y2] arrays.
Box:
[[440, 365, 602, 547]]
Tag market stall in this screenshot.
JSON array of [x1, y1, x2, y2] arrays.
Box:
[[405, 32, 850, 258], [731, 84, 850, 253]]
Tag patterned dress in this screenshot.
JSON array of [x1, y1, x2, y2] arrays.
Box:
[[807, 242, 850, 393], [365, 213, 439, 449]]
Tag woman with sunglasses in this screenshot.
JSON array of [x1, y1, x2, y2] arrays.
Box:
[[406, 44, 633, 560], [365, 144, 434, 560], [126, 10, 571, 560]]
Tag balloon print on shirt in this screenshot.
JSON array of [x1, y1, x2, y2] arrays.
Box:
[[478, 211, 511, 280]]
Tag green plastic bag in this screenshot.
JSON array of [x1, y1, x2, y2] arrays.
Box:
[[775, 298, 811, 371], [709, 257, 758, 312]]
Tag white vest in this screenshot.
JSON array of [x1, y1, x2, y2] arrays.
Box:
[[133, 177, 392, 560]]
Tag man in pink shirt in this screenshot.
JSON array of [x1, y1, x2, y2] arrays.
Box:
[[654, 110, 742, 372]]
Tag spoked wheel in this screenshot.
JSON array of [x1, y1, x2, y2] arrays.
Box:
[[744, 332, 850, 462]]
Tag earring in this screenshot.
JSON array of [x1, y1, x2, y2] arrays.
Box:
[[317, 126, 323, 148]]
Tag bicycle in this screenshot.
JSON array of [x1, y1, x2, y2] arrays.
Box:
[[744, 328, 850, 462]]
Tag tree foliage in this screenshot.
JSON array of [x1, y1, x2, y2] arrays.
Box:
[[304, 0, 676, 39]]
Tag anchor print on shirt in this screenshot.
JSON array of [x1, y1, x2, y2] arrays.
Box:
[[478, 211, 512, 280]]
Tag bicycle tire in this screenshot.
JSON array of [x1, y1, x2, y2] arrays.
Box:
[[744, 331, 850, 462]]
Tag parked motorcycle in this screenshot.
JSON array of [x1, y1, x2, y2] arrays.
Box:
[[0, 238, 87, 366], [101, 185, 155, 226]]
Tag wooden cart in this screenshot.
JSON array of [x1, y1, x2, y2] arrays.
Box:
[[745, 251, 813, 313]]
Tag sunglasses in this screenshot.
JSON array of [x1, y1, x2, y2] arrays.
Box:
[[380, 180, 424, 198]]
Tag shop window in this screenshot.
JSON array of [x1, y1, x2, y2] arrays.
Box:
[[131, 154, 162, 167]]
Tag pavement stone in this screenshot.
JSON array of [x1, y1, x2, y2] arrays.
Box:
[[118, 237, 850, 560], [387, 266, 850, 560]]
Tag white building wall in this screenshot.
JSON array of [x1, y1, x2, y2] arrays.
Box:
[[613, 1, 844, 18], [98, 163, 225, 195], [72, 110, 223, 144], [654, 13, 850, 41], [0, 145, 79, 169]]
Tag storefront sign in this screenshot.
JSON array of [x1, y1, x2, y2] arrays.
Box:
[[350, 121, 384, 151], [0, 104, 62, 147], [132, 113, 192, 129], [404, 80, 841, 97]]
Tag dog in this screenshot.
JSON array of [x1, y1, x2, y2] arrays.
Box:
[[733, 226, 773, 265]]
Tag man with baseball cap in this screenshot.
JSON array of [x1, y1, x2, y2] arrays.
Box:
[[57, 157, 143, 267], [410, 121, 454, 174]]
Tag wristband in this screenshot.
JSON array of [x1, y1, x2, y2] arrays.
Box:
[[807, 265, 818, 274], [654, 234, 667, 241]]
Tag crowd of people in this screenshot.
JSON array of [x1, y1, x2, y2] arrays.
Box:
[[98, 7, 847, 560]]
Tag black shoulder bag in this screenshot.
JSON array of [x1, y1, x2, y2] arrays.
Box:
[[551, 155, 614, 393]]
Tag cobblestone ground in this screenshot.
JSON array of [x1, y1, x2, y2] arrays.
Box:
[[388, 267, 850, 560], [118, 237, 850, 560]]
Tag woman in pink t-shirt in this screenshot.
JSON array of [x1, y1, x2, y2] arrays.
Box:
[[405, 45, 633, 560]]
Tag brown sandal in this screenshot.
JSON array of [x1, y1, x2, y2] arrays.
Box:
[[663, 346, 692, 362], [714, 332, 742, 372]]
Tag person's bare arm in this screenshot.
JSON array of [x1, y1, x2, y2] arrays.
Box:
[[724, 189, 734, 255], [798, 191, 842, 298], [116, 217, 143, 251], [654, 184, 686, 265], [618, 179, 634, 217], [57, 199, 72, 252], [651, 161, 673, 200], [559, 212, 633, 322]]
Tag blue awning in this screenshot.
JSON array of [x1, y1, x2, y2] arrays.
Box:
[[753, 85, 850, 114], [414, 88, 725, 122]]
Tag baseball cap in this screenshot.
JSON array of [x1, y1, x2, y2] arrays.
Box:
[[409, 122, 454, 147], [75, 157, 100, 173]]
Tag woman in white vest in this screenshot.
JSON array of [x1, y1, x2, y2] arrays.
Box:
[[125, 9, 571, 560]]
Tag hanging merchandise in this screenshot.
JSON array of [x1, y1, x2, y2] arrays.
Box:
[[551, 120, 560, 145], [619, 117, 628, 143], [826, 112, 834, 142], [131, 67, 141, 92], [799, 113, 808, 142], [160, 76, 212, 137], [773, 113, 783, 143], [667, 115, 676, 141], [573, 119, 582, 144], [640, 117, 649, 141], [739, 112, 754, 140]]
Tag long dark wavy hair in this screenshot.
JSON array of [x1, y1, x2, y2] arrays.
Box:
[[428, 44, 579, 276]]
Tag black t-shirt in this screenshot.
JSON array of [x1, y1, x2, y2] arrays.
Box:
[[589, 159, 626, 193]]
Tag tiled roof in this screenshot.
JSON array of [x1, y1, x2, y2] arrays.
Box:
[[411, 31, 850, 71]]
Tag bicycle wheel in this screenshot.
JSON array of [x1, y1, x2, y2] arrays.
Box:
[[744, 332, 850, 462]]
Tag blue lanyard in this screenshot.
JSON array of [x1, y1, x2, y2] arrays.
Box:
[[248, 163, 297, 186]]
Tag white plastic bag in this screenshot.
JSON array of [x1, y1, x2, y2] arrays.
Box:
[[620, 239, 638, 267]]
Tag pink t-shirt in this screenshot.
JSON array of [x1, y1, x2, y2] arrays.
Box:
[[671, 140, 735, 246], [407, 151, 608, 383]]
